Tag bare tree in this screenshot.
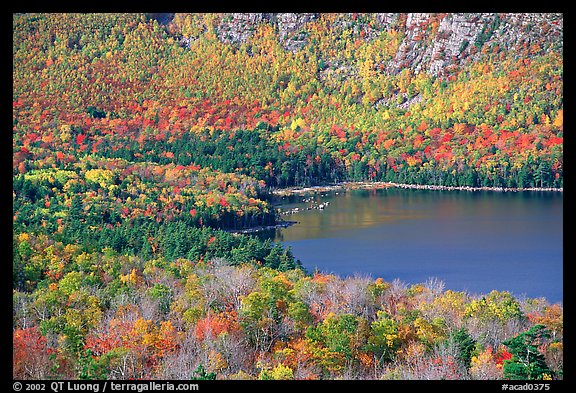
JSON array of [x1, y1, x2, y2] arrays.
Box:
[[159, 331, 201, 379], [423, 277, 446, 299], [391, 341, 468, 380], [213, 330, 254, 374], [465, 315, 527, 350], [382, 278, 408, 318], [333, 274, 375, 319], [13, 290, 34, 330], [200, 262, 258, 312]]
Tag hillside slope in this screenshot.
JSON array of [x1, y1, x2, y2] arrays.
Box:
[[12, 13, 564, 381], [14, 12, 563, 189]]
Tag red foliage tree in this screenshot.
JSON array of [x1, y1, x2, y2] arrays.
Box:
[[13, 327, 52, 379]]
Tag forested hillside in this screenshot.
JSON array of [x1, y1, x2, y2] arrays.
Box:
[[13, 13, 563, 380]]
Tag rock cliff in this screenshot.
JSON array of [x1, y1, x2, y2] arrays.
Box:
[[180, 12, 562, 77]]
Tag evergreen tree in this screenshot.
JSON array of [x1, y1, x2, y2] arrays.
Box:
[[190, 364, 217, 380], [451, 328, 476, 370], [502, 324, 552, 380]]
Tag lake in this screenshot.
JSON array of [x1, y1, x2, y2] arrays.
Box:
[[263, 188, 563, 303]]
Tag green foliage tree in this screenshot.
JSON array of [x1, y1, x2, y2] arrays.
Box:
[[191, 364, 217, 380], [502, 324, 552, 380], [450, 327, 476, 369], [365, 311, 400, 364]]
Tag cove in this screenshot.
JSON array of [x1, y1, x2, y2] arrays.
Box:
[[263, 188, 563, 303]]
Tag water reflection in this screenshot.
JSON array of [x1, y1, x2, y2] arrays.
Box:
[[267, 189, 563, 302], [273, 189, 429, 241]]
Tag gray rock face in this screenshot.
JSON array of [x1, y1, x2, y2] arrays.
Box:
[[276, 13, 319, 52], [427, 13, 487, 76], [204, 13, 562, 75], [215, 12, 318, 52], [216, 13, 266, 44], [374, 13, 400, 28], [385, 13, 562, 76]]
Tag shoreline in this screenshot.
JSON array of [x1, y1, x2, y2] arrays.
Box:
[[233, 181, 563, 234], [270, 181, 563, 197], [226, 220, 298, 235]]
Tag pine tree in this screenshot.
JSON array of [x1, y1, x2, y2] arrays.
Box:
[[502, 324, 552, 380], [451, 328, 476, 370]]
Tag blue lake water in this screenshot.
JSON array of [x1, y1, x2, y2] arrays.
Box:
[[267, 188, 563, 303]]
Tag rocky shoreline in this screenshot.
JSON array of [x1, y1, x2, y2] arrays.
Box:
[[227, 220, 298, 235], [271, 181, 563, 196], [270, 181, 393, 196], [232, 181, 562, 234]]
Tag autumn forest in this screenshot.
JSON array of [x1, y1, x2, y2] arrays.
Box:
[[12, 13, 563, 381]]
